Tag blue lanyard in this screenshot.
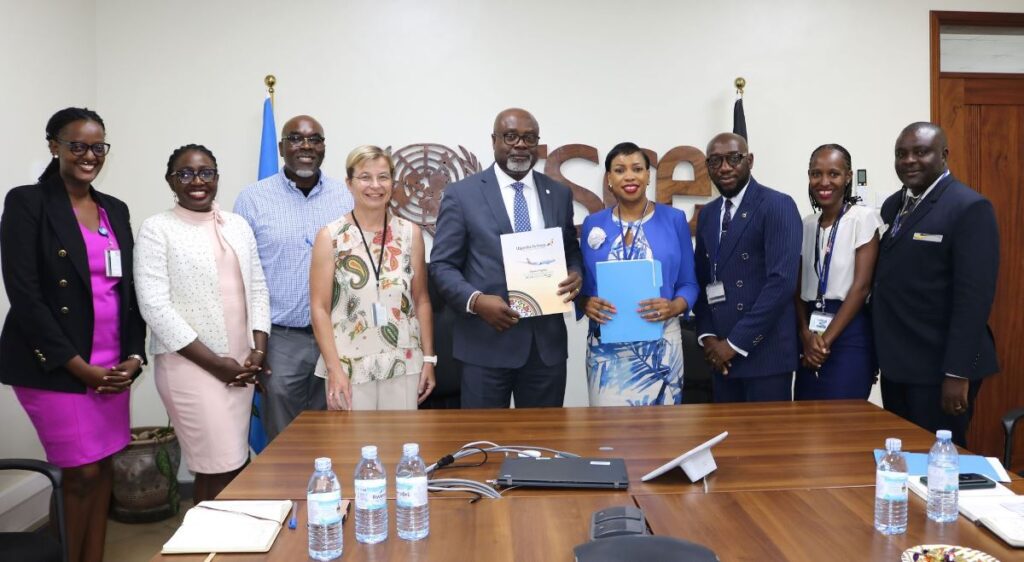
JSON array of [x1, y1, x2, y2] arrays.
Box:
[[615, 201, 648, 261], [813, 204, 847, 308]]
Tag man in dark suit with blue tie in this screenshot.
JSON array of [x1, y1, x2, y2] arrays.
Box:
[[873, 122, 999, 447], [430, 108, 583, 408], [694, 133, 802, 402]]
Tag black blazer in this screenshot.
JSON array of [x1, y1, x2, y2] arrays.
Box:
[[872, 173, 999, 385], [0, 175, 147, 393]]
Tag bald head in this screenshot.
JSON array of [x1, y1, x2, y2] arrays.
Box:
[[491, 108, 540, 180], [894, 122, 949, 193], [706, 132, 749, 155], [281, 115, 323, 138]]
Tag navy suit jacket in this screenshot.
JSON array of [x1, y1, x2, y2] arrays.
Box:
[[873, 173, 999, 385], [693, 179, 802, 379], [0, 176, 147, 392], [429, 165, 583, 369]]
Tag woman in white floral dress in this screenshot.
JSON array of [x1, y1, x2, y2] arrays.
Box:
[[310, 145, 435, 410]]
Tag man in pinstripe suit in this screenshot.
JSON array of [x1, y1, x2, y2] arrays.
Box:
[[693, 133, 802, 402]]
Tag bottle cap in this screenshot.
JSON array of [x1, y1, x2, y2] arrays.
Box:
[[403, 443, 419, 457], [885, 438, 902, 452], [315, 457, 332, 471], [361, 445, 378, 459], [936, 429, 952, 440]]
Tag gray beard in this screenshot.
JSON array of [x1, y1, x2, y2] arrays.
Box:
[[293, 168, 316, 178], [506, 159, 532, 173]]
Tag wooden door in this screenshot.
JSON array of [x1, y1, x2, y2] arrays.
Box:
[[932, 12, 1024, 468]]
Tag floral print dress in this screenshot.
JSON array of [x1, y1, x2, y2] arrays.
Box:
[[315, 215, 422, 385], [586, 214, 685, 406]]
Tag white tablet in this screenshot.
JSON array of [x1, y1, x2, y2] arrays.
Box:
[[641, 431, 729, 482]]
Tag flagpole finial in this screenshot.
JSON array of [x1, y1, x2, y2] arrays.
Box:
[[264, 75, 276, 103], [734, 77, 746, 96]]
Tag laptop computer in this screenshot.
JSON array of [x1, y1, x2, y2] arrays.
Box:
[[495, 457, 629, 489]]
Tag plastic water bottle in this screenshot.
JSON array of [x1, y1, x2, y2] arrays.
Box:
[[874, 437, 908, 535], [354, 445, 388, 544], [307, 457, 343, 561], [927, 429, 959, 523], [396, 442, 430, 541]]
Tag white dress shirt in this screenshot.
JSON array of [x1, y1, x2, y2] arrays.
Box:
[[493, 163, 544, 231]]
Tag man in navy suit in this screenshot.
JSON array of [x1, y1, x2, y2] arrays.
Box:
[[429, 108, 583, 408], [694, 133, 802, 402], [873, 122, 999, 447]]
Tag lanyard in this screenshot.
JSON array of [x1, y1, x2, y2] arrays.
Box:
[[712, 199, 733, 283], [350, 209, 388, 290], [813, 203, 847, 308], [889, 191, 919, 236], [615, 201, 648, 261]]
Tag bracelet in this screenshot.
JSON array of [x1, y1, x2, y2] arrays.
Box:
[[422, 355, 438, 365], [127, 354, 144, 364], [252, 349, 266, 356]]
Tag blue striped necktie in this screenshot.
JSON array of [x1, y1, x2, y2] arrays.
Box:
[[721, 199, 734, 237], [512, 182, 531, 232]]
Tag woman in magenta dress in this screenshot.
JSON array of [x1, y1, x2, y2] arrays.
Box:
[[0, 107, 147, 562]]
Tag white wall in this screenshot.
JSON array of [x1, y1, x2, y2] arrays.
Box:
[[2, 0, 1023, 472]]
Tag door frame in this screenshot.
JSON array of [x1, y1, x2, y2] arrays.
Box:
[[930, 10, 1024, 120]]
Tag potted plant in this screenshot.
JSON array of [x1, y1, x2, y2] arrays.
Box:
[[110, 423, 181, 523]]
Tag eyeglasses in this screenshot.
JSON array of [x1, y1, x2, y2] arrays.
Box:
[[500, 132, 540, 147], [706, 153, 748, 169], [172, 168, 218, 183], [353, 174, 393, 186], [283, 134, 325, 147], [55, 139, 111, 157]]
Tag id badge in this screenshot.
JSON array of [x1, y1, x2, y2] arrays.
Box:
[[706, 281, 726, 304], [370, 302, 387, 328], [808, 311, 834, 334], [105, 249, 122, 278]]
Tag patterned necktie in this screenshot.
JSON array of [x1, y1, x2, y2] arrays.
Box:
[[721, 199, 734, 237], [512, 182, 531, 232]]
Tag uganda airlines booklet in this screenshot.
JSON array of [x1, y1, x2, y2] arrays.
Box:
[[500, 227, 570, 317]]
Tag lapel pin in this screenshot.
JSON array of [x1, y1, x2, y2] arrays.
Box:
[[545, 189, 550, 194], [741, 212, 748, 218]]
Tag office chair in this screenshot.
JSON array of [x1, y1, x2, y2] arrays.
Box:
[[1002, 407, 1024, 477], [679, 316, 713, 404], [0, 459, 66, 562]]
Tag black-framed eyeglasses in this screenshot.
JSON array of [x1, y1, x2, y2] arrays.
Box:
[[283, 134, 325, 147], [55, 139, 111, 156], [500, 132, 540, 147], [706, 153, 748, 169], [172, 168, 218, 183]]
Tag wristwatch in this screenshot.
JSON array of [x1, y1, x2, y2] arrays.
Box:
[[422, 355, 438, 365]]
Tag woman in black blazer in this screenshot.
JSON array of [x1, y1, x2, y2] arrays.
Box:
[[0, 107, 146, 562]]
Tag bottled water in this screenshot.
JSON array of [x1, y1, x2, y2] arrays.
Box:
[[354, 445, 388, 544], [307, 457, 343, 561], [396, 442, 430, 541], [874, 437, 908, 535], [927, 429, 959, 523]]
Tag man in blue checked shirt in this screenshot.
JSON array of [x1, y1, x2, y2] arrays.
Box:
[[234, 115, 354, 442]]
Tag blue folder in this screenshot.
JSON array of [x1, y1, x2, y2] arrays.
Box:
[[595, 259, 662, 344], [872, 449, 1004, 481]]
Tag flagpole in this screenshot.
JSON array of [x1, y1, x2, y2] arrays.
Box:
[[265, 74, 276, 105], [735, 76, 745, 99]]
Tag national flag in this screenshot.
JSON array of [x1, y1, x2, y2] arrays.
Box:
[[733, 97, 747, 141]]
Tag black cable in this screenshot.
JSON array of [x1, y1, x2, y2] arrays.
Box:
[[434, 447, 488, 471]]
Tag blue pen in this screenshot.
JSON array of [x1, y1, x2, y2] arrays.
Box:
[[287, 502, 298, 529]]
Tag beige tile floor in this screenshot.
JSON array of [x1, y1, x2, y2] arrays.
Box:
[[103, 500, 192, 562]]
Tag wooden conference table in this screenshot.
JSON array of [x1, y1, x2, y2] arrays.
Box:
[[153, 401, 1022, 561]]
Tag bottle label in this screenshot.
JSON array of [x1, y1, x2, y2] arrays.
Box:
[[875, 470, 908, 501], [396, 476, 428, 508], [307, 491, 342, 525], [927, 465, 958, 492], [354, 478, 387, 509]]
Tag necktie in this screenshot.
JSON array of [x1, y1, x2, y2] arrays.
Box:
[[721, 199, 734, 237], [512, 182, 531, 232]]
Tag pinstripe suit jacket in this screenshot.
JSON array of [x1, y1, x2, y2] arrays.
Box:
[[694, 179, 802, 379]]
